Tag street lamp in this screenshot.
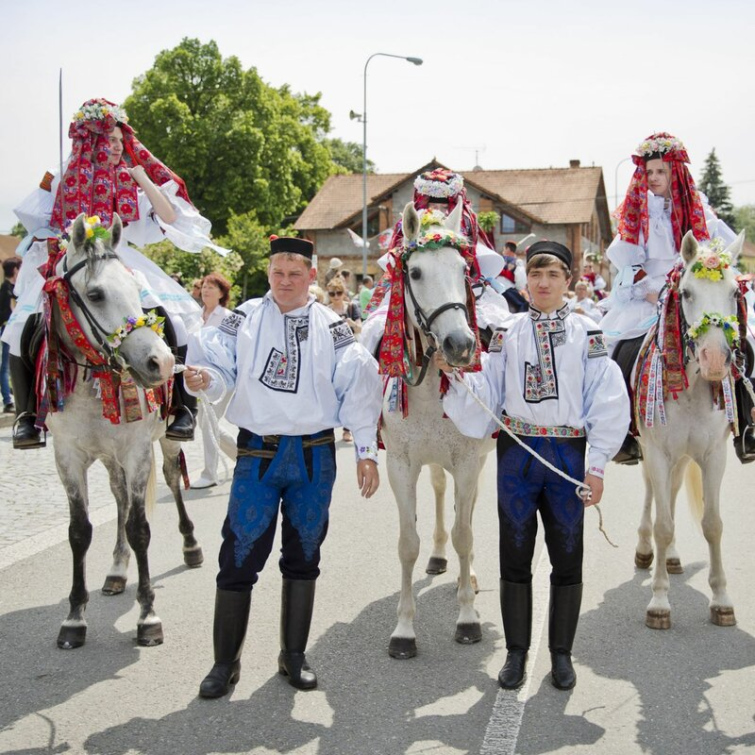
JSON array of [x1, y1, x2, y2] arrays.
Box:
[[357, 52, 423, 276]]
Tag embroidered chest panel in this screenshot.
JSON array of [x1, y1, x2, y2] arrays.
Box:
[[259, 315, 309, 393], [524, 319, 566, 403]]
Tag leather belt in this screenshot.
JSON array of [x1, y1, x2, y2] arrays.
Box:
[[238, 431, 335, 458]]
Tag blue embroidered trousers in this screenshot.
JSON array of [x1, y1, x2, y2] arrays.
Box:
[[496, 433, 585, 587], [217, 429, 337, 592]]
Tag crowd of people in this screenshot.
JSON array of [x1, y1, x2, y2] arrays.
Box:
[[2, 108, 751, 701]]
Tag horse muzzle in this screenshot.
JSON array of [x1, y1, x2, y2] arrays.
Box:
[[440, 329, 476, 367], [697, 344, 732, 383]]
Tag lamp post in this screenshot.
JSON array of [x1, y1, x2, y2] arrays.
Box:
[[358, 52, 423, 277]]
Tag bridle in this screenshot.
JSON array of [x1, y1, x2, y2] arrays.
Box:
[[401, 249, 471, 388]]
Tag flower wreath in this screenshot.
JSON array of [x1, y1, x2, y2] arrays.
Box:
[[403, 228, 470, 262], [690, 239, 731, 282], [635, 133, 686, 158], [687, 313, 739, 347], [107, 311, 166, 357], [413, 169, 464, 199], [72, 99, 129, 129]]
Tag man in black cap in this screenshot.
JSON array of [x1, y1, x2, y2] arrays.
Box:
[[185, 236, 381, 699], [437, 240, 629, 692]]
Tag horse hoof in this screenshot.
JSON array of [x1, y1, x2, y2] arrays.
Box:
[[666, 558, 683, 574], [711, 606, 736, 627], [645, 609, 671, 630], [137, 622, 164, 646], [57, 624, 87, 649], [426, 557, 447, 575], [184, 547, 204, 568], [102, 576, 127, 595], [389, 637, 417, 659], [634, 551, 653, 570], [455, 622, 482, 644]]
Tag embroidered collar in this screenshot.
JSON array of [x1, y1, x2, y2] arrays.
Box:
[[528, 303, 571, 321]]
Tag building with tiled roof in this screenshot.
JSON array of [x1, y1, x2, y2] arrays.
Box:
[[295, 159, 613, 285]]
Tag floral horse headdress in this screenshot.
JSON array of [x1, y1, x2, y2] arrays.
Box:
[[615, 132, 709, 252], [51, 98, 192, 232]]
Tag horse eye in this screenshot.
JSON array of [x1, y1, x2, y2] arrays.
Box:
[[681, 289, 691, 301], [87, 288, 104, 303], [410, 268, 422, 281]]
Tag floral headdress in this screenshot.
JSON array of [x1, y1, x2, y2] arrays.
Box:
[[615, 131, 709, 252], [51, 98, 192, 232], [690, 238, 732, 282], [413, 169, 465, 200]]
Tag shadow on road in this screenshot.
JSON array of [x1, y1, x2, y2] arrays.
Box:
[[82, 578, 501, 755], [516, 565, 755, 755]]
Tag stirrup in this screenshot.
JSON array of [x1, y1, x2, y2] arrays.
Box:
[[734, 428, 755, 465], [613, 434, 641, 465]]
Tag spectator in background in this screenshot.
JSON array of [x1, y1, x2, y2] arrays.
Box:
[[324, 257, 343, 287], [568, 280, 601, 323], [1, 256, 22, 413], [191, 273, 235, 489], [191, 279, 204, 306], [359, 275, 374, 319]]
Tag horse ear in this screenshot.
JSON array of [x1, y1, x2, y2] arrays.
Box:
[[71, 214, 88, 249], [110, 214, 122, 250], [680, 230, 698, 265], [725, 230, 746, 266], [402, 202, 420, 242], [444, 202, 463, 234]]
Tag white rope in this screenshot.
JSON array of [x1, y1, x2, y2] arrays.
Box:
[[173, 365, 230, 483], [450, 370, 618, 548]]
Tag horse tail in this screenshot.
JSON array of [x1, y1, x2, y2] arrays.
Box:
[[145, 444, 157, 519], [684, 460, 704, 527]]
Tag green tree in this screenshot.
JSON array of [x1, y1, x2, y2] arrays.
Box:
[[10, 222, 26, 238], [323, 138, 375, 174], [123, 38, 336, 235], [734, 205, 755, 244], [698, 149, 736, 228]]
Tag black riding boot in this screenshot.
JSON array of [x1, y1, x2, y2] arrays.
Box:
[[733, 377, 755, 464], [278, 578, 318, 690], [165, 340, 196, 442], [549, 583, 583, 691], [497, 580, 532, 690], [199, 589, 251, 699], [9, 353, 44, 449], [611, 335, 645, 465]]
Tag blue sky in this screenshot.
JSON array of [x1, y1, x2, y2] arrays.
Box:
[[2, 0, 754, 232]]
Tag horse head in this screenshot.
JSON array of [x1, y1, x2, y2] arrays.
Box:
[[61, 213, 175, 387], [401, 201, 476, 367], [679, 229, 746, 382]]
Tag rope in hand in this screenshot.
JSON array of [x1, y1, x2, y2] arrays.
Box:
[[173, 365, 231, 483], [449, 369, 618, 548]]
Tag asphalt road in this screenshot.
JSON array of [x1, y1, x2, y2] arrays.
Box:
[[1, 423, 755, 755]]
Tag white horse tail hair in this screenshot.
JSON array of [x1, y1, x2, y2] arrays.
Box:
[[145, 445, 157, 520], [684, 461, 704, 530]]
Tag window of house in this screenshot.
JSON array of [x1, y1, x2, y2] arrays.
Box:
[[350, 214, 380, 241], [500, 213, 530, 234]]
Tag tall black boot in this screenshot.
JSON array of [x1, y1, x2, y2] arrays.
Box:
[[199, 589, 251, 699], [733, 377, 755, 464], [612, 336, 644, 465], [166, 343, 196, 441], [497, 580, 532, 689], [278, 578, 317, 690], [549, 583, 583, 691], [9, 353, 44, 449]]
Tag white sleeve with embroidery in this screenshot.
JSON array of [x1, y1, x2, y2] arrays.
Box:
[[333, 342, 382, 463], [582, 338, 630, 473], [442, 346, 507, 439]]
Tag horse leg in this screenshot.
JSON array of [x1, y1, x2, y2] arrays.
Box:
[[426, 464, 448, 575], [450, 463, 482, 645], [699, 464, 735, 626], [644, 453, 674, 629], [56, 462, 93, 649], [634, 462, 654, 569], [665, 461, 687, 574], [101, 461, 130, 595], [124, 460, 163, 646], [388, 460, 422, 659], [160, 437, 203, 568]]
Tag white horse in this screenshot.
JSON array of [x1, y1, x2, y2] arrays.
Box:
[[381, 202, 496, 659], [42, 214, 203, 649], [634, 230, 746, 629]]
